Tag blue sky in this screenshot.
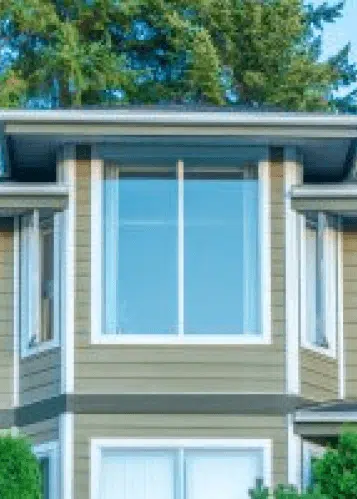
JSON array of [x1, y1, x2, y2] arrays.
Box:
[[311, 0, 357, 62], [310, 0, 357, 96]]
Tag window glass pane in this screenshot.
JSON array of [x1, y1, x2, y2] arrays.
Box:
[[326, 224, 338, 348], [40, 217, 54, 342], [39, 457, 50, 499], [184, 169, 260, 334], [20, 215, 32, 347], [305, 221, 318, 344], [103, 166, 178, 334], [185, 449, 263, 499], [100, 449, 176, 499]]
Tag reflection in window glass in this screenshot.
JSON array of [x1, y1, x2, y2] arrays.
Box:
[[40, 217, 54, 342], [103, 166, 178, 334], [184, 168, 260, 334], [39, 456, 50, 499], [102, 163, 261, 336]]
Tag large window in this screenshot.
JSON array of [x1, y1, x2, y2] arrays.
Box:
[[93, 439, 270, 499], [301, 213, 339, 355], [101, 160, 267, 340], [19, 210, 61, 356]]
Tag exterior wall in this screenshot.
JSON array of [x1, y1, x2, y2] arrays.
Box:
[[0, 222, 14, 410], [19, 348, 61, 406], [20, 416, 59, 445], [343, 229, 357, 398], [74, 413, 288, 499], [74, 146, 286, 395], [300, 349, 338, 401]]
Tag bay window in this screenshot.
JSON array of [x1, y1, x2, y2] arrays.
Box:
[[19, 210, 61, 356], [99, 157, 268, 341], [93, 439, 270, 499]]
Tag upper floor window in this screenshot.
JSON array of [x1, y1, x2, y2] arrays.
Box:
[[95, 156, 270, 343], [301, 213, 338, 355], [20, 210, 62, 357]]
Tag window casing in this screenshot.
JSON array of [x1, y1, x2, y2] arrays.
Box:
[[301, 212, 339, 356], [19, 210, 62, 357], [95, 156, 270, 343], [92, 439, 271, 499]]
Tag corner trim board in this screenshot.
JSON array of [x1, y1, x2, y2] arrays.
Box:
[[13, 217, 19, 408], [285, 146, 300, 395], [62, 145, 75, 394]]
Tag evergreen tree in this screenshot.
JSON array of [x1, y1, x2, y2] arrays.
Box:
[[0, 0, 356, 110]]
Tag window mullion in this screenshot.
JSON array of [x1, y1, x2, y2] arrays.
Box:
[[32, 209, 41, 344], [178, 448, 185, 499], [178, 160, 184, 337]]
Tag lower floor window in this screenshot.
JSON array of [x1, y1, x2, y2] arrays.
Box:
[[302, 442, 325, 491], [95, 440, 269, 499], [33, 441, 59, 499]]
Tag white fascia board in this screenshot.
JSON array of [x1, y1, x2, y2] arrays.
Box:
[[295, 411, 357, 423], [292, 184, 357, 199]]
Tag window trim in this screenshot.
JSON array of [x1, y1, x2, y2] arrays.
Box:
[[91, 149, 271, 344], [300, 213, 339, 358], [90, 437, 272, 499], [33, 440, 60, 499], [19, 210, 62, 359]]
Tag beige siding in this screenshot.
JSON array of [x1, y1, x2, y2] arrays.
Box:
[[74, 149, 286, 394], [74, 414, 288, 499], [300, 348, 338, 401], [20, 416, 59, 445], [0, 225, 14, 410], [19, 348, 61, 405], [344, 231, 357, 398]]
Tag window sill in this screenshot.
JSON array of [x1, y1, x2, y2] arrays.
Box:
[[301, 341, 336, 360], [20, 339, 60, 360], [91, 333, 271, 346]]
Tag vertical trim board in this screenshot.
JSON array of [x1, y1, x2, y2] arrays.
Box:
[[285, 146, 300, 395]]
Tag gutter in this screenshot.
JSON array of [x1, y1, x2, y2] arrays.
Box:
[[1, 110, 357, 128]]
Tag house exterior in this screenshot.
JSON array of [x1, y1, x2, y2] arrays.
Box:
[[0, 108, 356, 498]]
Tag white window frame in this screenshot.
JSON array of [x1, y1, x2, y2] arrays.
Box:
[[302, 441, 325, 491], [19, 209, 62, 358], [300, 212, 339, 358], [91, 150, 271, 345], [33, 440, 60, 499], [90, 438, 272, 499]]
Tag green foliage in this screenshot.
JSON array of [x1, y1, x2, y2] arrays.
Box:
[[249, 482, 326, 499], [0, 433, 41, 499], [251, 430, 357, 499], [313, 431, 357, 499], [0, 0, 356, 110]]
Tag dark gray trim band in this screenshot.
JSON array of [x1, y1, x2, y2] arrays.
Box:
[[14, 394, 312, 427], [69, 394, 311, 415], [16, 395, 66, 427]]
